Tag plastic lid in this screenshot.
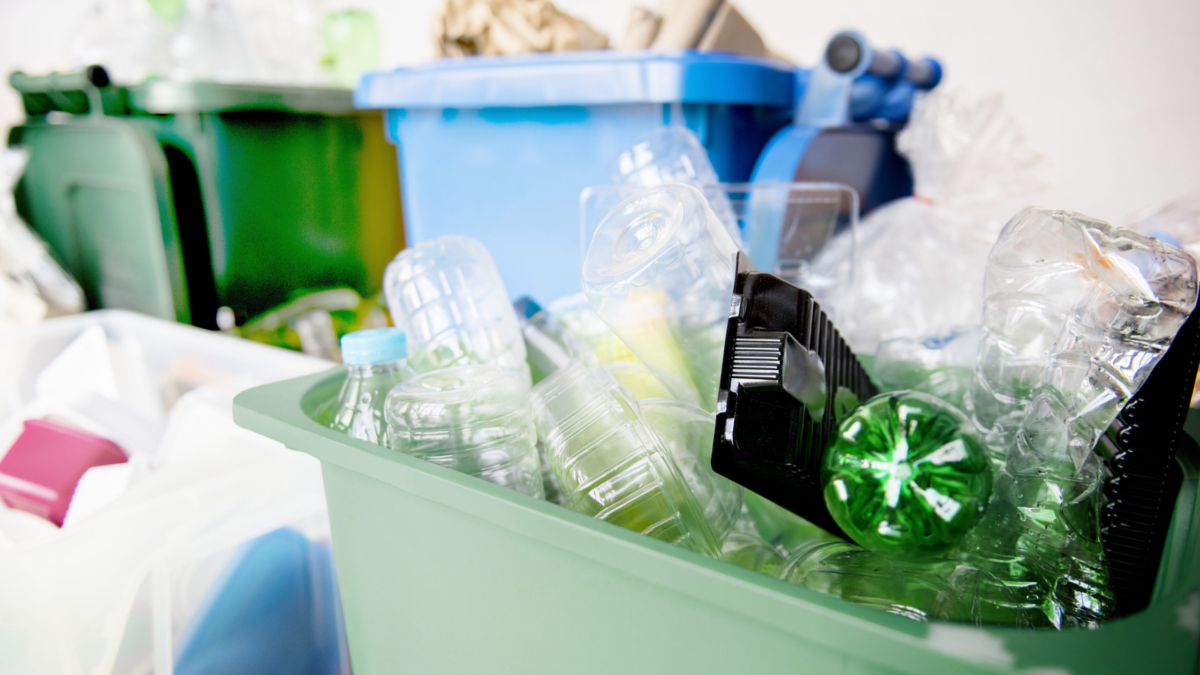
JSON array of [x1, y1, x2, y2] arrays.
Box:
[[355, 50, 796, 109], [340, 328, 408, 366]]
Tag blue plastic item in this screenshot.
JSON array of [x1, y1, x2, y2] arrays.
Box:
[[747, 32, 941, 274], [340, 327, 408, 366], [174, 528, 347, 675], [356, 50, 796, 302]]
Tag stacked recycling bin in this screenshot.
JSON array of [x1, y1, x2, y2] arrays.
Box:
[[8, 69, 404, 328]]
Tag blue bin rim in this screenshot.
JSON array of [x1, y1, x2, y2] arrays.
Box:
[[354, 49, 798, 110]]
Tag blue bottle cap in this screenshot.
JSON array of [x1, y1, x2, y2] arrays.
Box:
[[340, 328, 408, 366]]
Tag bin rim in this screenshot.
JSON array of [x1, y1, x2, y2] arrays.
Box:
[[233, 368, 1200, 675], [354, 49, 797, 110], [127, 80, 357, 115]]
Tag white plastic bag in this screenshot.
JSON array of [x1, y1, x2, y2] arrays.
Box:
[[809, 88, 1044, 353]]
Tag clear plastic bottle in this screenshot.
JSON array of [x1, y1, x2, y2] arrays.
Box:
[[605, 363, 670, 401], [779, 540, 1031, 626], [960, 208, 1200, 628], [582, 184, 739, 412], [530, 361, 724, 557], [385, 364, 544, 499], [319, 328, 414, 446], [613, 126, 743, 248], [640, 398, 742, 543], [383, 236, 527, 376], [720, 532, 785, 576]]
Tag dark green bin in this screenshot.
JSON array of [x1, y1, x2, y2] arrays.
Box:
[[7, 70, 403, 327]]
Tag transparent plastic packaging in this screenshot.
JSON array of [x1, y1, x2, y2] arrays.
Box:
[[872, 327, 982, 411], [720, 532, 784, 576], [384, 236, 527, 376], [546, 293, 640, 366], [641, 398, 742, 542], [779, 540, 1031, 626], [385, 365, 543, 498], [530, 361, 724, 557], [613, 126, 742, 248], [582, 184, 739, 412], [520, 307, 597, 384], [960, 207, 1200, 628], [604, 363, 670, 401], [808, 89, 1044, 353]]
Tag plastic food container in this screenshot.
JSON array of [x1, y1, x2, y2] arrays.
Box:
[[354, 51, 796, 302], [234, 368, 1200, 675]]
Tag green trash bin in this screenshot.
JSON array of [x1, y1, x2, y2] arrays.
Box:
[[233, 370, 1200, 675], [7, 68, 404, 327]]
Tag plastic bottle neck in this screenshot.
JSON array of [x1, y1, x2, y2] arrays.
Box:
[[347, 359, 409, 379]]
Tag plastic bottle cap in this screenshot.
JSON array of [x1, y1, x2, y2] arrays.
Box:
[[340, 328, 408, 366]]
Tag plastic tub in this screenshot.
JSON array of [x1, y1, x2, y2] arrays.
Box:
[[355, 51, 796, 302], [234, 369, 1200, 674]]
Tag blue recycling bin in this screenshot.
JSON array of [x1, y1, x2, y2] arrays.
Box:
[[355, 50, 796, 302]]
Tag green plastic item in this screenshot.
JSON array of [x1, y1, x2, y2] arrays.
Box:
[[824, 391, 992, 558], [233, 370, 1200, 675], [8, 71, 403, 326]]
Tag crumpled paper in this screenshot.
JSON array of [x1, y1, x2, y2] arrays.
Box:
[[433, 0, 609, 57]]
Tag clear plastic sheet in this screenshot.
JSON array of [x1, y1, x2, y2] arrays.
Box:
[[809, 88, 1044, 353]]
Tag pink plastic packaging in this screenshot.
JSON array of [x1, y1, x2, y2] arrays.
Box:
[[0, 419, 127, 526]]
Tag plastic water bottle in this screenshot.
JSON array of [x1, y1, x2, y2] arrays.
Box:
[[640, 398, 743, 542], [613, 126, 743, 248], [823, 390, 992, 558], [582, 184, 739, 412], [320, 328, 414, 446], [383, 236, 527, 376], [778, 539, 1032, 626], [960, 208, 1199, 628], [385, 364, 544, 498], [530, 361, 725, 557]]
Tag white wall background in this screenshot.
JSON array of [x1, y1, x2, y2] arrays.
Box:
[[2, 0, 1198, 221]]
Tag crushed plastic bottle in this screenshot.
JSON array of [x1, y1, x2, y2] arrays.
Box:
[[959, 207, 1200, 628], [530, 361, 725, 557], [316, 328, 414, 446], [823, 391, 992, 558], [613, 126, 743, 248], [384, 236, 528, 376], [582, 184, 739, 412], [385, 364, 544, 498], [778, 539, 1031, 626]]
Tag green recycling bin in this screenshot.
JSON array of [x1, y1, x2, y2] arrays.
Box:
[[7, 68, 403, 327], [233, 369, 1200, 675]]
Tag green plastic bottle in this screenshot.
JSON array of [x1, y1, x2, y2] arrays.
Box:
[[823, 391, 992, 558]]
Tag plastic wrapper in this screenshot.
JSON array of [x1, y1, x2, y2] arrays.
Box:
[[808, 88, 1044, 353]]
